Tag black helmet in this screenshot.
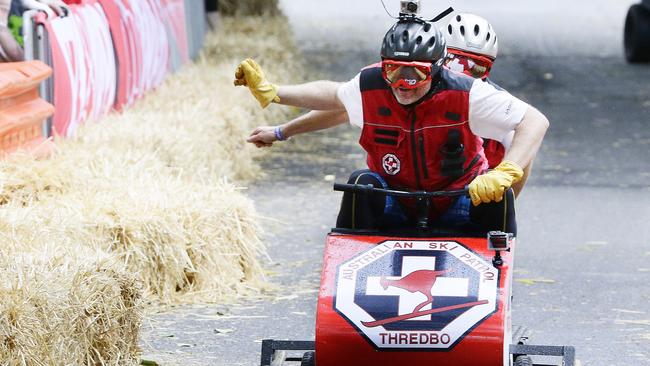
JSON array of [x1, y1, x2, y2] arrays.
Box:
[[381, 19, 447, 67]]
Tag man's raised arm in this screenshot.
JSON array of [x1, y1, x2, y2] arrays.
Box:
[[234, 58, 344, 110], [277, 81, 344, 110]]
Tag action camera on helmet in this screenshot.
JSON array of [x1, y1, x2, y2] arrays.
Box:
[[399, 1, 420, 17]]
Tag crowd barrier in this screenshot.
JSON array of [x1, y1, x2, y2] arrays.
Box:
[[96, 0, 170, 111], [39, 1, 117, 136], [0, 61, 54, 157], [17, 0, 206, 141]]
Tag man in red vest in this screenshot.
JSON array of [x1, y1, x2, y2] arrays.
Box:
[[236, 16, 549, 233]]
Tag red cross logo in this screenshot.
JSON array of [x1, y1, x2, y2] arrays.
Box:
[[382, 154, 401, 175]]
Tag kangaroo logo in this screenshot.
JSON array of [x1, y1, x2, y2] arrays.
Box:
[[335, 240, 499, 350], [381, 270, 449, 313]]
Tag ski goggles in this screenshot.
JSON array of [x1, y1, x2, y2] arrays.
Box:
[[381, 60, 434, 89], [444, 49, 494, 79]]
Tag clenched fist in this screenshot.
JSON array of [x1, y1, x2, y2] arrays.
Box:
[[234, 58, 280, 108]]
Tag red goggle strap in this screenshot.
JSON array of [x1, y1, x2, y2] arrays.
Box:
[[447, 48, 495, 67]]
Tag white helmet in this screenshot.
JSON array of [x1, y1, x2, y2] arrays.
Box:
[[443, 13, 498, 59]]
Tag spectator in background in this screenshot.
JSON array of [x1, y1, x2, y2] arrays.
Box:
[[0, 0, 23, 62], [0, 0, 68, 62]]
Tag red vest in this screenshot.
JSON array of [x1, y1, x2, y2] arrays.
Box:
[[358, 65, 488, 216]]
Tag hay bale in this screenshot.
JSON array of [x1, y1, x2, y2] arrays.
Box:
[[0, 14, 303, 303], [0, 156, 71, 205], [0, 14, 305, 364], [0, 251, 142, 365]]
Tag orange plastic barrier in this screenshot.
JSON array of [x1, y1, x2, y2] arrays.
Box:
[[0, 61, 54, 157]]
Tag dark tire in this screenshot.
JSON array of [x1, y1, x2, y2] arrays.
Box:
[[644, 0, 650, 11], [513, 355, 533, 366], [624, 4, 650, 62], [300, 351, 315, 366]]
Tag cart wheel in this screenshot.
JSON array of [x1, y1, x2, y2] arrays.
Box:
[[300, 351, 315, 366], [624, 4, 650, 62], [513, 355, 533, 366]]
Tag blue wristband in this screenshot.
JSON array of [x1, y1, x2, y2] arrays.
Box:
[[274, 126, 286, 141]]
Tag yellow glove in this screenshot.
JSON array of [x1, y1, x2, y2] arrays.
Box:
[[234, 58, 280, 108], [469, 160, 524, 206]]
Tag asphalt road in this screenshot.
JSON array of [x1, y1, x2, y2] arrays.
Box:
[[141, 1, 650, 365]]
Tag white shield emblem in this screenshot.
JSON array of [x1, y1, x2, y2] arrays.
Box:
[[334, 240, 499, 350], [382, 154, 401, 175]]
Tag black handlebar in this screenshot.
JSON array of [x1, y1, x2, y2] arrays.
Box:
[[333, 183, 468, 198], [333, 183, 468, 231]]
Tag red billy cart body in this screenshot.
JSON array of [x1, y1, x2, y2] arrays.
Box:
[[316, 234, 513, 366], [259, 183, 575, 366]]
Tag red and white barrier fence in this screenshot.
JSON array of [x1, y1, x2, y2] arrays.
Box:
[[19, 0, 206, 139], [128, 0, 169, 98], [39, 0, 117, 136]]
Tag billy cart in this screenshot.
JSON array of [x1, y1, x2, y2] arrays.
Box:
[[260, 184, 576, 366]]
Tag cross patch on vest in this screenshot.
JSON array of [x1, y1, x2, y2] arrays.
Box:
[[382, 154, 401, 176]]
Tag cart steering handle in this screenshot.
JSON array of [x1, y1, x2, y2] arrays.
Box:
[[333, 183, 469, 198]]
